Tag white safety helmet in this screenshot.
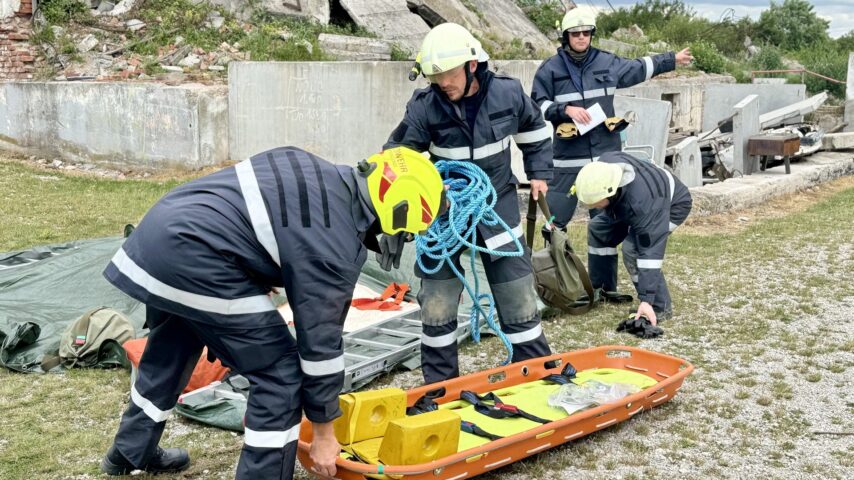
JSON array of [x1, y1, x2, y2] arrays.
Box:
[[418, 23, 490, 76], [561, 8, 597, 34]]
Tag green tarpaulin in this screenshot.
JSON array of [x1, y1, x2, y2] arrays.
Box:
[[0, 237, 494, 374]]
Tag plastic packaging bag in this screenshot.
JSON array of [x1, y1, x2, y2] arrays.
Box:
[[547, 380, 641, 415]]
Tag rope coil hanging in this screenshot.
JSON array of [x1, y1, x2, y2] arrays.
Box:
[[415, 160, 524, 365]]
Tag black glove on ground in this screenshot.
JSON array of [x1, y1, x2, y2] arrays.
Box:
[[616, 315, 664, 339]]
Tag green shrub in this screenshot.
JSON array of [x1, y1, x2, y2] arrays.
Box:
[[515, 0, 563, 37], [795, 41, 848, 97], [750, 45, 786, 71], [38, 0, 88, 24], [690, 40, 727, 74]]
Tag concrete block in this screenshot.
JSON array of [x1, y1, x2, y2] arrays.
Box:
[[702, 84, 805, 131], [614, 95, 672, 167], [822, 132, 854, 150], [845, 52, 854, 133], [670, 136, 703, 187], [340, 0, 431, 56], [0, 82, 228, 169], [732, 94, 760, 175], [759, 92, 827, 129], [318, 34, 392, 61]]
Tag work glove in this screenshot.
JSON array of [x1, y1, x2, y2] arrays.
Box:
[[616, 315, 664, 339], [376, 232, 411, 271]]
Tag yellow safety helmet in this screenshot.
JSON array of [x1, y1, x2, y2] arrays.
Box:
[[418, 23, 489, 77], [570, 161, 623, 205], [361, 147, 446, 235], [561, 8, 597, 34]]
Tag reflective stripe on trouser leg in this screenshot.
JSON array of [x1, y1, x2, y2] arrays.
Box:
[[587, 214, 628, 291], [545, 171, 580, 232], [236, 352, 303, 480], [421, 321, 460, 385], [489, 272, 551, 362], [113, 308, 204, 467]]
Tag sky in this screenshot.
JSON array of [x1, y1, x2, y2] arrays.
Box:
[[575, 0, 853, 38]]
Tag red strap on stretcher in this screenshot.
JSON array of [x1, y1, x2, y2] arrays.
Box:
[[351, 282, 410, 311]]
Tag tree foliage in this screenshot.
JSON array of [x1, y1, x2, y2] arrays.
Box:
[[755, 0, 830, 51]]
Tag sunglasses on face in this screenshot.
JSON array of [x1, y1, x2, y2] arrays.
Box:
[[570, 31, 592, 38]]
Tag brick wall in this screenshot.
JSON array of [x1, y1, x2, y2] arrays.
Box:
[[0, 0, 35, 80]]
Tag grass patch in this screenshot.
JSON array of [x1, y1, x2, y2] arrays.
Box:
[[0, 160, 185, 252]]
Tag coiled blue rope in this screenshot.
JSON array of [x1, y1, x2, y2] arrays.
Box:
[[415, 160, 524, 365]]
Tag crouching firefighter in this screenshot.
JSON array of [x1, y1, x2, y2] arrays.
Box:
[[571, 151, 692, 329], [98, 146, 445, 479], [383, 23, 554, 384]]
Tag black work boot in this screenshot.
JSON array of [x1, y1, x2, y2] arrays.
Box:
[[100, 445, 191, 475]]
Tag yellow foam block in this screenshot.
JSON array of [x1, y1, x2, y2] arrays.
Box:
[[334, 388, 407, 444], [379, 410, 460, 465]]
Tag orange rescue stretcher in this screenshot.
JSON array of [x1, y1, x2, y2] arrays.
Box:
[[297, 345, 693, 479]]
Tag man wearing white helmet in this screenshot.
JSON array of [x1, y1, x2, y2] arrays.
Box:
[[531, 8, 693, 306], [572, 151, 692, 332], [383, 23, 554, 384]]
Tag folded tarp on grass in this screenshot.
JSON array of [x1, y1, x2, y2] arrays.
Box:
[[0, 237, 495, 373]]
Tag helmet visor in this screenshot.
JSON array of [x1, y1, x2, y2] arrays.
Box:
[[425, 64, 465, 84]]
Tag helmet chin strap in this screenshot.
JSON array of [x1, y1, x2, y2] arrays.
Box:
[[462, 63, 475, 98]]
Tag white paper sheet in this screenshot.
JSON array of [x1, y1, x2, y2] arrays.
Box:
[[576, 102, 607, 136]]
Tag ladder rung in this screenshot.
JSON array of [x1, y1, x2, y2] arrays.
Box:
[[375, 327, 420, 338], [351, 338, 406, 349]]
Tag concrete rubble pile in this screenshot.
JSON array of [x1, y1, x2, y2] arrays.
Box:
[[666, 91, 851, 184]]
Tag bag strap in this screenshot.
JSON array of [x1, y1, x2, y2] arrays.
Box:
[[526, 195, 553, 248]]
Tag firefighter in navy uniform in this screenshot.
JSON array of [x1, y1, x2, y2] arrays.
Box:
[[98, 146, 445, 479], [382, 23, 554, 385], [531, 8, 693, 299], [571, 151, 693, 328]]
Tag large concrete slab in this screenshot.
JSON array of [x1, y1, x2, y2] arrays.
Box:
[[732, 94, 760, 175], [408, 0, 553, 53], [340, 0, 431, 56], [229, 61, 415, 166], [229, 60, 547, 183], [689, 151, 854, 215], [465, 0, 553, 53], [228, 60, 679, 183], [619, 76, 729, 133], [0, 82, 228, 169], [614, 95, 672, 167], [701, 84, 805, 131], [845, 52, 854, 133]]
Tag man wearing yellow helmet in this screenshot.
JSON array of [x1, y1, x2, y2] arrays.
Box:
[[572, 151, 693, 331], [384, 23, 554, 384], [532, 7, 693, 302], [97, 146, 444, 480]]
